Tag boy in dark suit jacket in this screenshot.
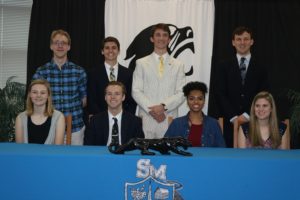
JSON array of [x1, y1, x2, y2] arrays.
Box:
[[87, 36, 136, 117], [215, 26, 269, 147], [84, 81, 144, 146]]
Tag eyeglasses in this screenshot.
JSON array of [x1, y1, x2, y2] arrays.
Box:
[[52, 41, 69, 47]]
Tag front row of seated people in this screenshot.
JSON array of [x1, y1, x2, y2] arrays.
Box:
[[15, 80, 288, 149]]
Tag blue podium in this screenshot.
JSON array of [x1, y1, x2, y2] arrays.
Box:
[[0, 143, 299, 200]]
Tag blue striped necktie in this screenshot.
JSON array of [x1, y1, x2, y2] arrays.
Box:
[[240, 57, 246, 84]]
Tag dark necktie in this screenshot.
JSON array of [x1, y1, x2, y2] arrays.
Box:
[[110, 67, 115, 81], [111, 117, 119, 145], [240, 57, 247, 85]]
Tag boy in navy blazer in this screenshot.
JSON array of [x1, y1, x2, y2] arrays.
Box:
[[215, 26, 269, 147], [84, 81, 144, 146], [87, 37, 136, 117]]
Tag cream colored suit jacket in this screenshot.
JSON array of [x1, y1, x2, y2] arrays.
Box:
[[132, 53, 185, 139]]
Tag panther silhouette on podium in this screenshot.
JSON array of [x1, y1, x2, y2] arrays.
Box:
[[108, 136, 192, 156]]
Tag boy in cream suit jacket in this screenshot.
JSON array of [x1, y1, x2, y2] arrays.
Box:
[[132, 23, 186, 139]]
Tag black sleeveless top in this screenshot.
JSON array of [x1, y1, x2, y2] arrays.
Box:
[[28, 116, 52, 144]]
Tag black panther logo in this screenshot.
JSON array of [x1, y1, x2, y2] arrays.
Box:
[[108, 136, 192, 156], [124, 24, 194, 76]]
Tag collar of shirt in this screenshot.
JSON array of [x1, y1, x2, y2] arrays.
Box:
[[107, 110, 123, 146], [105, 62, 119, 80], [50, 59, 70, 70], [154, 52, 168, 63], [236, 54, 251, 70], [108, 110, 122, 122]]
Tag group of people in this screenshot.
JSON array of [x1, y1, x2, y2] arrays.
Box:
[[14, 23, 289, 150]]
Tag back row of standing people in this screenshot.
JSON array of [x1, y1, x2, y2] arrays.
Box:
[[29, 24, 271, 147]]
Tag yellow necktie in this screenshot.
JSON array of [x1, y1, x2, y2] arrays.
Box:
[[159, 56, 164, 77]]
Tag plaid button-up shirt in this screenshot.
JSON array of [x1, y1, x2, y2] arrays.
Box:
[[33, 60, 87, 132]]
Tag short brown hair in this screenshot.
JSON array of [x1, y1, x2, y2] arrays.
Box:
[[101, 36, 120, 50], [105, 81, 127, 95], [232, 26, 253, 40], [50, 29, 71, 45], [151, 23, 171, 37]]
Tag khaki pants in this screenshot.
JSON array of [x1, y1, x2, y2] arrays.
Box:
[[65, 126, 85, 145]]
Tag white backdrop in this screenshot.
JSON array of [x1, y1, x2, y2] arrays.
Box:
[[105, 0, 215, 116]]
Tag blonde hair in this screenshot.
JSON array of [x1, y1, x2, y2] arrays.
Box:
[[26, 79, 54, 116], [249, 91, 281, 148], [50, 29, 71, 45]]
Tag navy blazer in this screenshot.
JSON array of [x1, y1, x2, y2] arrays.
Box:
[[216, 56, 269, 120], [84, 111, 144, 146], [87, 64, 136, 115]]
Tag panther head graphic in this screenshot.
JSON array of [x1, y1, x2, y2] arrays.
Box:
[[124, 24, 194, 76]]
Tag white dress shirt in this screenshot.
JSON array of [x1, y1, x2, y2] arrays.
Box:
[[105, 62, 119, 80]]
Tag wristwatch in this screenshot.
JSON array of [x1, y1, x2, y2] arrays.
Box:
[[161, 103, 168, 111]]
